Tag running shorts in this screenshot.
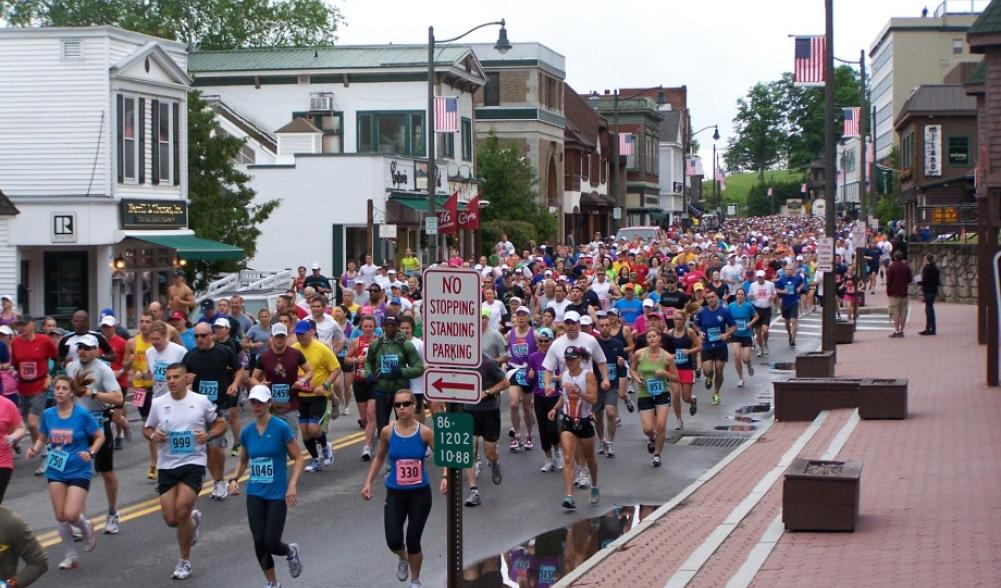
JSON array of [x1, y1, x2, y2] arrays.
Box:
[[157, 464, 206, 496], [558, 415, 595, 439], [780, 304, 799, 320], [677, 369, 695, 385], [731, 335, 753, 348], [298, 396, 328, 425], [637, 394, 671, 411], [468, 410, 501, 443], [702, 346, 728, 363], [753, 306, 772, 326]]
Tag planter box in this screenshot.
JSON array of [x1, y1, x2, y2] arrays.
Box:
[[834, 320, 855, 344], [773, 377, 861, 421], [859, 378, 908, 420], [795, 351, 836, 378], [784, 458, 862, 532]]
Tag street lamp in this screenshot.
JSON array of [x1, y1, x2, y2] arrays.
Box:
[[426, 19, 510, 265], [688, 124, 719, 222]]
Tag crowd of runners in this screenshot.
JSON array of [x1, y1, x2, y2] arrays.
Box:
[[0, 215, 917, 587]]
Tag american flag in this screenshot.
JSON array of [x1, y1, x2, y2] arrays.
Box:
[[794, 36, 825, 86], [685, 158, 701, 176], [800, 183, 808, 193], [842, 107, 860, 137], [619, 133, 634, 156], [434, 96, 458, 133], [715, 166, 726, 190]]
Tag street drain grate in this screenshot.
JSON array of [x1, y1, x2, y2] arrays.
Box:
[[675, 436, 747, 448]]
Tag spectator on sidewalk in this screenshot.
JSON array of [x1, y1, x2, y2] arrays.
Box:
[[919, 253, 940, 336], [886, 251, 913, 338]]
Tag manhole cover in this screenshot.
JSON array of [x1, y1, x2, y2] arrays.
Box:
[[675, 436, 747, 448]]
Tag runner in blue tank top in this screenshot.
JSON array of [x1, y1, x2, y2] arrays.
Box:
[[362, 390, 447, 588], [727, 288, 759, 389]]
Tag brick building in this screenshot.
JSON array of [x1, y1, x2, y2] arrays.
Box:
[[563, 84, 615, 245]]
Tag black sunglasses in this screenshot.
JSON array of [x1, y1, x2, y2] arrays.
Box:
[[393, 401, 414, 408], [194, 333, 212, 338]]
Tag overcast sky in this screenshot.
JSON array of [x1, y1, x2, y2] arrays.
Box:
[[334, 0, 965, 166]]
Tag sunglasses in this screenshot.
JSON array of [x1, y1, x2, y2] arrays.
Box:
[[194, 333, 212, 339], [393, 401, 414, 408]]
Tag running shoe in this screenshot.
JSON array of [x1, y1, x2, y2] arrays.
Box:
[[652, 455, 662, 467], [342, 406, 351, 416], [464, 490, 481, 507], [597, 440, 606, 455], [147, 465, 157, 481], [230, 443, 241, 457], [675, 423, 684, 431], [34, 463, 45, 476], [171, 559, 192, 580], [625, 397, 635, 413], [114, 437, 123, 450], [756, 347, 763, 357], [647, 438, 655, 454], [72, 527, 82, 541], [305, 458, 323, 473], [508, 428, 516, 439], [540, 459, 555, 473], [705, 376, 713, 390], [694, 368, 701, 379], [104, 513, 119, 535], [411, 581, 423, 588], [690, 397, 698, 416], [81, 518, 97, 552], [489, 460, 502, 485], [287, 542, 302, 578], [790, 339, 796, 348], [554, 450, 565, 471], [764, 346, 770, 356], [524, 434, 534, 450], [124, 427, 132, 442], [397, 557, 410, 582], [562, 495, 576, 510], [360, 445, 372, 462], [575, 468, 591, 489], [509, 437, 520, 452], [190, 510, 202, 546], [214, 480, 230, 500], [737, 380, 745, 388], [58, 555, 79, 570], [606, 442, 616, 458], [322, 443, 335, 466], [590, 487, 600, 505], [748, 364, 755, 377], [712, 392, 721, 405]]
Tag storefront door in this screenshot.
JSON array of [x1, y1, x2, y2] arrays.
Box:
[[44, 251, 88, 321]]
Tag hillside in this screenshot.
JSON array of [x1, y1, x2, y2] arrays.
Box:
[[701, 169, 804, 210]]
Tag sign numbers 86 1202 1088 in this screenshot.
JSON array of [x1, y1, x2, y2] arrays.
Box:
[[433, 412, 474, 469]]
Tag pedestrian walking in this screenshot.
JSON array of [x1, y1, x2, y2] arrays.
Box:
[[885, 251, 913, 337], [919, 253, 940, 336]]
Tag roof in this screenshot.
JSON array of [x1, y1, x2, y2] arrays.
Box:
[[189, 45, 473, 73], [659, 110, 682, 143], [468, 42, 565, 77], [969, 0, 1001, 34], [205, 97, 277, 153], [895, 84, 977, 127], [0, 24, 187, 50], [275, 118, 321, 134], [563, 83, 604, 148], [0, 189, 19, 216]]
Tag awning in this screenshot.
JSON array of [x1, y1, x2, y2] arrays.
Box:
[[649, 210, 666, 221], [131, 234, 244, 261], [390, 194, 467, 211]]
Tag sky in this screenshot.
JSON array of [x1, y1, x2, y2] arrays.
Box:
[[333, 0, 968, 167]]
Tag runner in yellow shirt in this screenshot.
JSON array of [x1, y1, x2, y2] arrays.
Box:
[[292, 319, 341, 472]]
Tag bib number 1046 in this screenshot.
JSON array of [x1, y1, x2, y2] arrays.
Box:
[[433, 412, 474, 469]]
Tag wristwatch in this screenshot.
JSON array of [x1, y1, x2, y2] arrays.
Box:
[[90, 391, 98, 399], [88, 450, 96, 459], [229, 478, 239, 484]]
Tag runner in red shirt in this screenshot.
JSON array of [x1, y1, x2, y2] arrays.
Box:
[[10, 318, 57, 468]]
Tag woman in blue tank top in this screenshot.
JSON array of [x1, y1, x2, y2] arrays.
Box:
[[362, 390, 446, 588]]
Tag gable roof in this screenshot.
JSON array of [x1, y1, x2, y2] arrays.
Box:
[[0, 189, 20, 216], [111, 41, 190, 86], [658, 110, 682, 143], [275, 118, 321, 134], [895, 84, 977, 127], [189, 45, 473, 73], [969, 0, 1001, 34]]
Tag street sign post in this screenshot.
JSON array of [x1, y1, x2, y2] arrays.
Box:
[[425, 216, 438, 235], [433, 412, 474, 468], [424, 368, 482, 404], [817, 237, 834, 272], [851, 221, 866, 247], [423, 267, 482, 368]]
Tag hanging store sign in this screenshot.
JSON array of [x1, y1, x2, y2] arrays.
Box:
[[924, 124, 942, 177], [120, 199, 188, 230]]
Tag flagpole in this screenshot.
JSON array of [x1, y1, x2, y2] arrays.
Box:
[[822, 0, 837, 354]]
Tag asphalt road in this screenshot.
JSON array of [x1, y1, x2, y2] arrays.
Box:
[[5, 317, 824, 588]]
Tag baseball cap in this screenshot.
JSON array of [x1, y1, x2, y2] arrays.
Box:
[[536, 327, 555, 340], [311, 262, 321, 270], [170, 311, 186, 321], [390, 297, 402, 305], [693, 282, 705, 291], [755, 270, 766, 277], [563, 310, 581, 323], [353, 278, 365, 285], [608, 308, 620, 316], [99, 307, 114, 318], [212, 317, 230, 329], [100, 315, 116, 327], [271, 323, 288, 337], [75, 333, 99, 348], [796, 255, 804, 261], [248, 384, 272, 403], [648, 312, 663, 321], [564, 346, 582, 359], [623, 283, 635, 290], [294, 319, 314, 334], [580, 315, 593, 326], [382, 314, 399, 325], [515, 306, 531, 315], [200, 299, 215, 310], [49, 327, 66, 337], [642, 298, 655, 308]]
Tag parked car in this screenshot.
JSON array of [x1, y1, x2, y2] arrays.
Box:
[[615, 226, 664, 243], [189, 289, 284, 324]]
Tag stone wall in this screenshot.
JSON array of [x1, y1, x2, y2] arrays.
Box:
[[907, 243, 977, 304]]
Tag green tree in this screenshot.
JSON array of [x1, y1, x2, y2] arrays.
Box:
[[0, 0, 342, 48], [476, 135, 557, 252], [744, 180, 803, 217], [875, 146, 904, 223], [775, 66, 862, 170], [725, 82, 786, 181], [186, 93, 280, 281]]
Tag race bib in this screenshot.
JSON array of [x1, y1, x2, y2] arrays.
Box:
[[380, 354, 399, 374], [736, 319, 747, 331], [395, 458, 423, 486], [249, 457, 274, 484], [606, 363, 618, 379], [47, 448, 69, 472], [511, 342, 529, 357], [537, 372, 546, 389], [708, 327, 721, 343], [18, 361, 38, 379], [92, 412, 105, 429], [271, 383, 290, 404], [675, 351, 688, 365], [198, 380, 219, 402], [132, 387, 147, 407], [168, 431, 195, 455], [514, 369, 528, 387], [152, 360, 168, 382], [646, 378, 667, 396]]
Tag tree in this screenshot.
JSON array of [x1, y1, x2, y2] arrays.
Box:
[[775, 67, 862, 170], [745, 180, 804, 217], [0, 0, 343, 48], [186, 93, 279, 281], [725, 82, 786, 181], [476, 134, 557, 252], [875, 146, 904, 223]]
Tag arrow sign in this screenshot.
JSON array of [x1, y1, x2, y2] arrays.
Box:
[[424, 368, 481, 404]]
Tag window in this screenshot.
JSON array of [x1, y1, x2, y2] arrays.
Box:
[[236, 144, 256, 165], [122, 96, 137, 181], [158, 102, 172, 184], [948, 136, 970, 166], [484, 72, 500, 106], [901, 130, 914, 170], [582, 154, 589, 181], [443, 132, 455, 158], [461, 118, 472, 161], [953, 39, 963, 55], [356, 111, 425, 156]]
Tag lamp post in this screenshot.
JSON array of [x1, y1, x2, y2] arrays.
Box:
[[606, 86, 666, 233], [427, 19, 510, 265], [689, 124, 719, 223]]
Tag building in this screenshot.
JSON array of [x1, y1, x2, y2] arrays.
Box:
[[188, 45, 485, 274], [895, 84, 978, 232], [469, 43, 565, 234], [869, 2, 985, 161], [0, 26, 234, 325], [835, 137, 864, 214], [563, 84, 614, 244], [658, 109, 686, 224]]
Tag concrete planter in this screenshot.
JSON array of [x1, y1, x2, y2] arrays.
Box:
[[795, 351, 836, 378], [783, 458, 862, 532], [834, 319, 855, 344], [773, 377, 862, 421], [859, 378, 908, 420]]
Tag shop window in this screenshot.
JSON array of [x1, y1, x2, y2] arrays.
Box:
[[357, 111, 425, 157], [948, 136, 970, 166]]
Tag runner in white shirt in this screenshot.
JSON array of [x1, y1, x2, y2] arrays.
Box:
[[747, 270, 777, 356], [719, 255, 744, 301], [309, 295, 345, 353], [145, 323, 189, 399], [358, 255, 380, 287], [144, 362, 227, 581], [481, 288, 506, 332], [541, 311, 610, 392]]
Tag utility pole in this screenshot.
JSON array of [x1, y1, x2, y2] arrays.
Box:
[[427, 26, 439, 265], [366, 199, 374, 259], [611, 91, 621, 233], [859, 48, 868, 224], [822, 0, 837, 353]]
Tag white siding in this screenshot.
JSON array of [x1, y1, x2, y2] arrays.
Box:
[[0, 35, 110, 197], [0, 219, 17, 304]]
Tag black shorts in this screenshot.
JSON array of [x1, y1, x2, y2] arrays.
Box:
[[467, 409, 501, 443], [754, 306, 772, 326], [731, 335, 753, 348], [781, 304, 799, 320], [637, 394, 671, 411], [48, 478, 91, 491], [339, 354, 353, 373], [298, 396, 328, 425], [353, 379, 375, 404], [157, 464, 206, 495], [136, 387, 154, 420], [559, 415, 595, 439], [94, 418, 114, 473], [702, 346, 728, 362], [507, 368, 530, 389]]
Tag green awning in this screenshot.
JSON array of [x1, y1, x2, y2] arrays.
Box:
[[390, 194, 466, 211], [135, 234, 244, 261], [649, 210, 666, 221]]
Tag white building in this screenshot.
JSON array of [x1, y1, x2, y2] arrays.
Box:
[[658, 108, 685, 224], [835, 137, 864, 211], [188, 45, 486, 274], [0, 26, 235, 326]]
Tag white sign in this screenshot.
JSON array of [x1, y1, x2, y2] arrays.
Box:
[[384, 159, 414, 191], [727, 204, 737, 216], [422, 267, 482, 368], [613, 207, 622, 220], [924, 124, 942, 177], [851, 222, 866, 246], [424, 368, 482, 404], [51, 212, 76, 243], [812, 198, 826, 218], [378, 224, 398, 239], [425, 216, 438, 235], [817, 237, 834, 272]]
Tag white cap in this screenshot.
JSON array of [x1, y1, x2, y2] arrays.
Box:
[[515, 306, 531, 315], [474, 264, 483, 270], [311, 262, 321, 270], [796, 255, 804, 261], [0, 325, 13, 336], [248, 384, 272, 403], [580, 315, 593, 326], [271, 323, 288, 336], [212, 317, 230, 329], [755, 270, 766, 277], [354, 278, 365, 285], [100, 315, 116, 327], [75, 333, 99, 348], [388, 269, 396, 274], [563, 310, 582, 323], [642, 298, 655, 308], [0, 294, 12, 303]]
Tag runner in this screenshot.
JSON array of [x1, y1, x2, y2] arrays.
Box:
[[594, 314, 627, 457], [0, 392, 25, 503], [141, 320, 188, 484], [144, 362, 227, 580], [505, 306, 536, 452], [250, 322, 312, 440], [291, 319, 340, 472], [397, 316, 426, 423], [363, 314, 422, 449], [748, 270, 776, 356], [123, 312, 155, 479], [10, 316, 58, 477], [630, 329, 679, 466], [27, 373, 103, 569], [773, 264, 807, 347], [727, 288, 758, 388], [99, 315, 130, 449], [347, 315, 380, 460], [228, 385, 304, 588], [694, 289, 735, 406], [547, 346, 600, 509], [667, 302, 702, 427], [462, 353, 508, 507], [528, 329, 562, 472], [361, 389, 445, 588]]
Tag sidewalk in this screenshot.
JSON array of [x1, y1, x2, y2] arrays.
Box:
[[564, 296, 1001, 587]]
